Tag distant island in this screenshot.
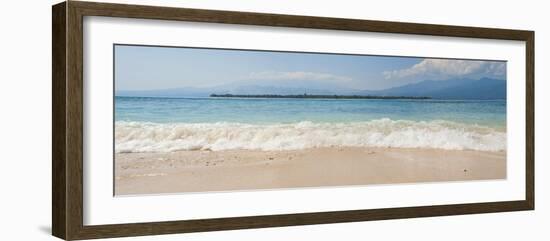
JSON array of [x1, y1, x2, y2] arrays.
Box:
[[209, 94, 431, 100], [117, 78, 505, 100]]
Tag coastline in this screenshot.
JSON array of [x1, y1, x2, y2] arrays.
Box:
[[115, 147, 506, 195], [209, 93, 432, 99]]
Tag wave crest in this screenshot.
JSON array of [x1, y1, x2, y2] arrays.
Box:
[[115, 119, 506, 153]]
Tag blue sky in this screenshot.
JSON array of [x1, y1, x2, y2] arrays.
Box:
[[115, 45, 506, 91]]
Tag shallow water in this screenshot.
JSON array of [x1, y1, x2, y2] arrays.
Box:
[[115, 96, 506, 153]]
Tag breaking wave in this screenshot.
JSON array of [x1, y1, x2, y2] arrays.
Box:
[[115, 119, 506, 153]]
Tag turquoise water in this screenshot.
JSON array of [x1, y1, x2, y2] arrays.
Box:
[[114, 96, 506, 153], [115, 96, 505, 128]]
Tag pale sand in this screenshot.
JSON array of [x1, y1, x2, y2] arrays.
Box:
[[115, 147, 506, 195]]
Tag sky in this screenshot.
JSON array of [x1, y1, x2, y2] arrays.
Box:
[[115, 45, 506, 91]]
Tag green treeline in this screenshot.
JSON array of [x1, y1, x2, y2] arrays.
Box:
[[210, 94, 431, 100]]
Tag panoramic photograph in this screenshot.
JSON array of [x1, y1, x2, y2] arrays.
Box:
[[114, 44, 506, 195]]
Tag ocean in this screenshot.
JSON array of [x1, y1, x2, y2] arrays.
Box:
[[114, 96, 506, 153]]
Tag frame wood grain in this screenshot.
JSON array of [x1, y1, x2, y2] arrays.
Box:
[[52, 1, 535, 240]]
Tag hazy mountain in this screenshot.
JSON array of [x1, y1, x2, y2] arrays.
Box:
[[116, 87, 211, 98], [116, 82, 357, 97], [356, 77, 505, 99], [209, 85, 357, 95], [428, 78, 505, 99], [116, 77, 506, 100]]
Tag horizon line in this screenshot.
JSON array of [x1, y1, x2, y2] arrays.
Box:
[[115, 76, 506, 93], [114, 95, 506, 101]]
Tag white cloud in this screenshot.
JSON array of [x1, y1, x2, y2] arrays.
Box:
[[248, 71, 352, 82], [383, 59, 506, 80]]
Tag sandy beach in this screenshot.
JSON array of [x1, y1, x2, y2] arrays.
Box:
[[115, 147, 506, 195]]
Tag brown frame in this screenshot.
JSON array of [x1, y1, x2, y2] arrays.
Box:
[[52, 1, 535, 240]]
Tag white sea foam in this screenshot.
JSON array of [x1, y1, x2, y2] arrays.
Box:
[[115, 119, 506, 153]]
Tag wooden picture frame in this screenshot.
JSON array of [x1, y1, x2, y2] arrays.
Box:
[[52, 1, 534, 240]]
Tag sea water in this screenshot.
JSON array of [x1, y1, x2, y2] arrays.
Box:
[[115, 96, 506, 153]]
